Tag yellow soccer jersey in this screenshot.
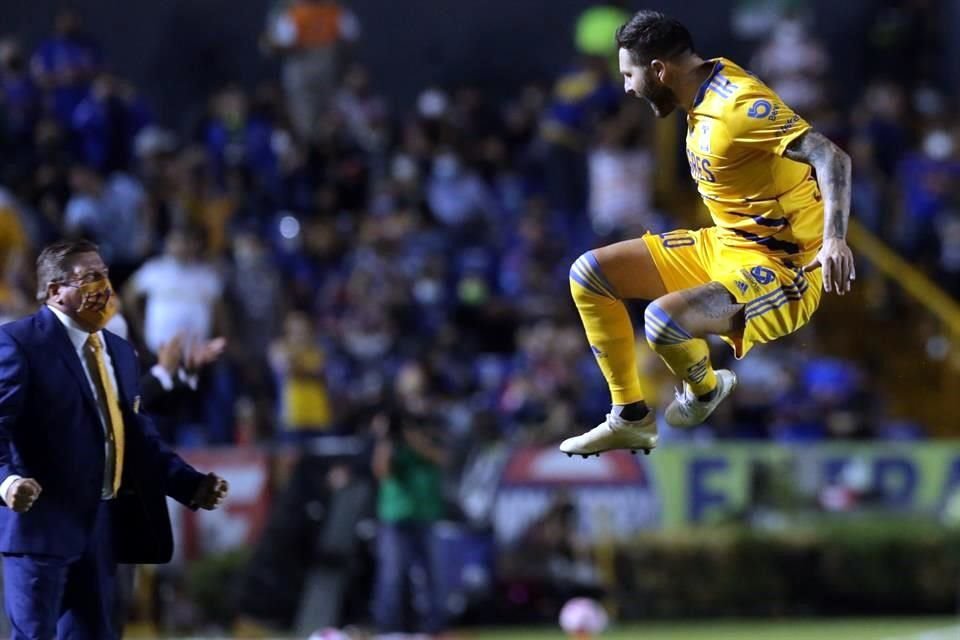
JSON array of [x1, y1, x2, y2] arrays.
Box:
[[684, 58, 823, 264]]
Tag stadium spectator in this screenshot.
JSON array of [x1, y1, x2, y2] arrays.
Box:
[[64, 163, 152, 284], [426, 148, 498, 231], [123, 226, 225, 354], [0, 38, 40, 151], [269, 310, 334, 439], [749, 17, 829, 114], [539, 54, 620, 223], [333, 64, 388, 155], [30, 9, 102, 127], [370, 362, 448, 636], [587, 100, 657, 237], [894, 125, 960, 257], [263, 0, 361, 141], [0, 187, 30, 320], [71, 73, 150, 174], [140, 331, 228, 418]]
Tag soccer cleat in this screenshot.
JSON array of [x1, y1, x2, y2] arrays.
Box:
[[664, 369, 738, 428], [559, 410, 658, 456]]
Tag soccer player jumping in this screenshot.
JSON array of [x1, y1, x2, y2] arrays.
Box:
[[561, 11, 854, 457]]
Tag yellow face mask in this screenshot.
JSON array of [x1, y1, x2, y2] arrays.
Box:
[[73, 279, 117, 331]]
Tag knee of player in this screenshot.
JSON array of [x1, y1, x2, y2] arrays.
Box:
[[569, 251, 618, 299], [643, 299, 693, 346]]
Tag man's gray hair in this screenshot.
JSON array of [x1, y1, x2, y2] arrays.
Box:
[[35, 239, 100, 302]]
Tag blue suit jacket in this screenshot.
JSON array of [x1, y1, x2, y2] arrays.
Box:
[[0, 306, 204, 559]]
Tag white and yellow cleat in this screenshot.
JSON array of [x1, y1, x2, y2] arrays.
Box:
[[664, 369, 738, 428], [559, 411, 658, 457]]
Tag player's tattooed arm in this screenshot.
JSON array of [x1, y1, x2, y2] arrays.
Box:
[[784, 130, 856, 295], [784, 131, 851, 239]]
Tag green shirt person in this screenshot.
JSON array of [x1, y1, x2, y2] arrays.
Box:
[[371, 405, 448, 634]]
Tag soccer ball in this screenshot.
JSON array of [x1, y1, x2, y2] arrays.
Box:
[[559, 597, 609, 636], [308, 629, 350, 640]]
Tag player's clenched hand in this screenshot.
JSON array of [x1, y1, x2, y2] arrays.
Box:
[[804, 237, 855, 295], [4, 478, 41, 513]]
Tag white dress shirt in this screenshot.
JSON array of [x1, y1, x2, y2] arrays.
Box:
[[0, 306, 122, 502], [127, 256, 223, 353]]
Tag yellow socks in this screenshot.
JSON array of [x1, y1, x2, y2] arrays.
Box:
[[569, 252, 645, 406], [643, 302, 718, 396], [570, 251, 720, 406]]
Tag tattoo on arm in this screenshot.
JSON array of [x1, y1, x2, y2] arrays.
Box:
[[829, 214, 844, 238], [784, 131, 852, 240]]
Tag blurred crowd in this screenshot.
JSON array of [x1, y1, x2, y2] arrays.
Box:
[[0, 1, 948, 456], [0, 1, 954, 636]]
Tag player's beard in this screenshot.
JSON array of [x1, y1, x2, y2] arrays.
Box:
[[642, 83, 678, 118]]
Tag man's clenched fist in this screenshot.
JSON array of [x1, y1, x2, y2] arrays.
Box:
[[5, 478, 41, 513], [190, 473, 228, 510]]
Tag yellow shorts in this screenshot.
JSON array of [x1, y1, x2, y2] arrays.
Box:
[[642, 227, 822, 358]]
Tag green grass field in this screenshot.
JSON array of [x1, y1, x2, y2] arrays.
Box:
[[129, 618, 960, 639], [469, 618, 960, 640]]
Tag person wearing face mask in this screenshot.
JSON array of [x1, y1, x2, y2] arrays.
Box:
[[0, 239, 230, 639]]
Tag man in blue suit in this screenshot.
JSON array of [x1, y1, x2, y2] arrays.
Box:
[[0, 239, 229, 639]]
